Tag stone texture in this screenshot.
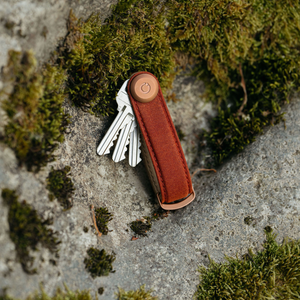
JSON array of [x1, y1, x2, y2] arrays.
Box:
[[0, 0, 117, 71], [1, 1, 300, 299]]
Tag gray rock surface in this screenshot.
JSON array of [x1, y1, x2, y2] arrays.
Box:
[[1, 1, 300, 300], [0, 0, 117, 71]]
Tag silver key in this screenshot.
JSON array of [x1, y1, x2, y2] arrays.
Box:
[[97, 79, 142, 167], [97, 80, 133, 155], [129, 121, 142, 167], [97, 106, 134, 155], [112, 119, 134, 162]]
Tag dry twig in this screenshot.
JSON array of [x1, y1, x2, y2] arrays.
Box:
[[237, 63, 248, 116], [91, 204, 102, 237]]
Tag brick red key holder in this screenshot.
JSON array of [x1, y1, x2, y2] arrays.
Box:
[[127, 71, 195, 210]]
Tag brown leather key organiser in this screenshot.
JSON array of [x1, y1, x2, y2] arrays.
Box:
[[127, 71, 195, 210]]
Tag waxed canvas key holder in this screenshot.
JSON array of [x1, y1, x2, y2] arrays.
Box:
[[127, 72, 195, 210]]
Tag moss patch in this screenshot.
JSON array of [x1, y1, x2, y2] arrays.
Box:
[[1, 286, 97, 300], [84, 247, 116, 278], [59, 1, 176, 116], [1, 51, 69, 172], [46, 166, 75, 210], [130, 209, 169, 238], [116, 285, 157, 300], [130, 217, 152, 237], [94, 206, 113, 235], [195, 230, 300, 299], [1, 189, 60, 274], [167, 0, 300, 164]]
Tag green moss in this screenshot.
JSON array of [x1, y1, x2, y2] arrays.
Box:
[[84, 247, 116, 278], [83, 226, 89, 233], [59, 1, 176, 116], [1, 50, 69, 172], [1, 286, 97, 300], [97, 288, 104, 295], [46, 166, 75, 210], [94, 206, 113, 235], [130, 208, 169, 237], [195, 229, 300, 299], [1, 189, 60, 274], [116, 285, 157, 300], [167, 0, 300, 164], [130, 217, 152, 237]]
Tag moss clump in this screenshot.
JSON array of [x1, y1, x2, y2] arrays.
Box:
[[195, 230, 300, 299], [130, 209, 169, 237], [84, 247, 116, 278], [1, 286, 97, 300], [1, 50, 69, 172], [46, 166, 75, 210], [59, 1, 176, 116], [130, 217, 152, 237], [167, 0, 300, 164], [1, 189, 60, 274], [116, 285, 157, 300], [94, 206, 113, 235], [97, 288, 104, 295]]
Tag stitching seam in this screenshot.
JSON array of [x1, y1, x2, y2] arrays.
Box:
[[135, 104, 167, 201], [158, 93, 192, 193]]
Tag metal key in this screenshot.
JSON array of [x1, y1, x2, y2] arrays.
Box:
[[129, 121, 142, 167], [97, 79, 142, 167], [112, 119, 134, 162], [97, 80, 133, 156]]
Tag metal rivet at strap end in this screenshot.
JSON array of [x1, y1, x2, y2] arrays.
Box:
[[130, 74, 159, 103]]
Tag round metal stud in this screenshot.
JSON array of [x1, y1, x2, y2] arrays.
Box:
[[130, 74, 158, 103]]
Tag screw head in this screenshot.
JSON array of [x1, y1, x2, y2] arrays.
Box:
[[130, 74, 158, 103]]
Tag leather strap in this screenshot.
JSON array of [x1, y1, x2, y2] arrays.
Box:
[[127, 71, 194, 207]]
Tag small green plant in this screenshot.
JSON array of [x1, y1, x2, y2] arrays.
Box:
[[46, 166, 75, 210], [195, 229, 300, 299], [84, 247, 116, 278], [1, 188, 60, 274], [1, 50, 69, 172], [94, 207, 113, 235], [116, 285, 158, 300]]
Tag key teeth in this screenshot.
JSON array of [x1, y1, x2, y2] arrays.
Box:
[[98, 133, 118, 156]]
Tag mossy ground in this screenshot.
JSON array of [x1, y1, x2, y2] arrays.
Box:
[[46, 166, 75, 210], [84, 247, 116, 278], [1, 51, 69, 172], [195, 230, 300, 299], [1, 189, 60, 274]]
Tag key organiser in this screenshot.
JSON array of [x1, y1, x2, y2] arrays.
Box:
[[127, 71, 195, 210]]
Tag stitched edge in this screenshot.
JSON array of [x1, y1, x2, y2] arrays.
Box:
[[134, 103, 167, 201], [158, 92, 193, 193]]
